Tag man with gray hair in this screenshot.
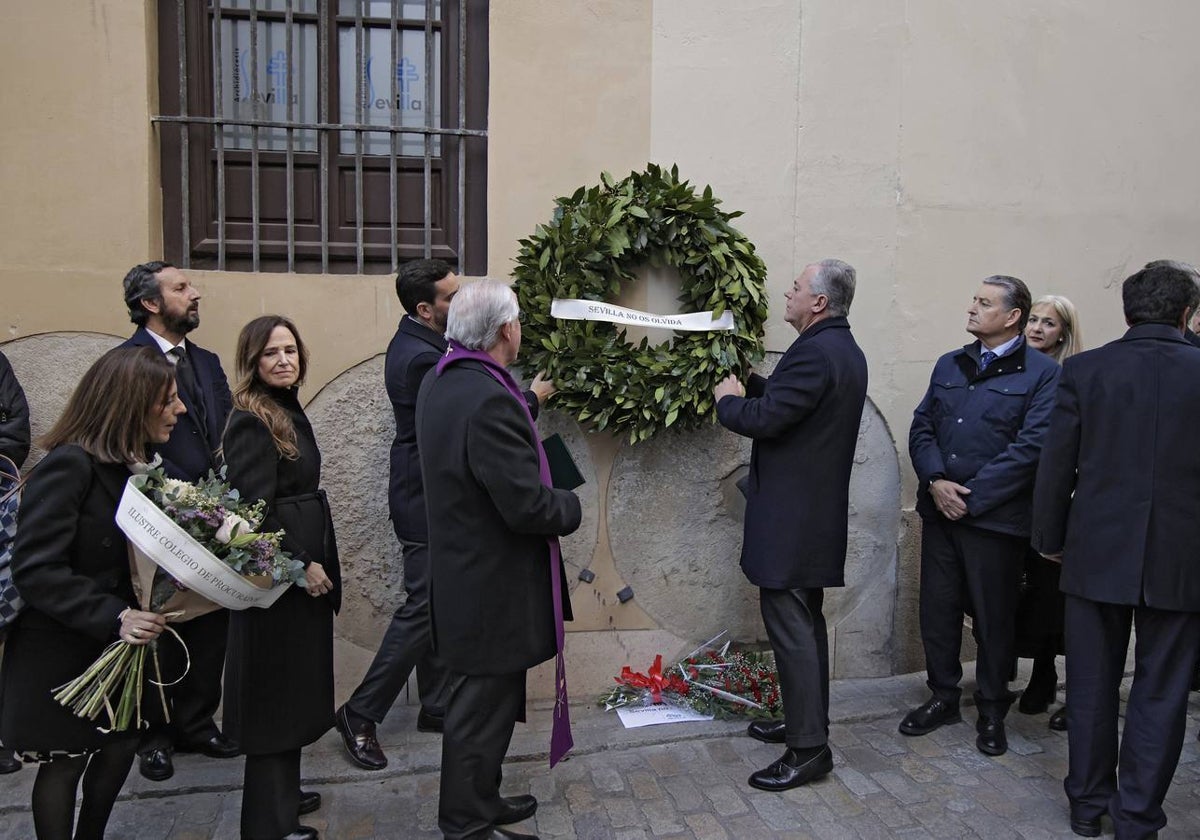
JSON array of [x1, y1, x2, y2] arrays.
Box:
[[416, 280, 581, 840], [713, 259, 868, 791], [904, 275, 1059, 758]]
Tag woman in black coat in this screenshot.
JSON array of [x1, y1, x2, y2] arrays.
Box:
[[1016, 294, 1083, 730], [0, 346, 181, 839], [221, 316, 339, 840]]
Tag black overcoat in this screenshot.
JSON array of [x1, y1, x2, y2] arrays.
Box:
[[0, 445, 139, 753], [716, 317, 868, 590], [385, 317, 446, 542], [416, 359, 581, 676], [1032, 323, 1200, 611], [220, 388, 338, 755], [123, 328, 232, 482], [386, 317, 543, 542]]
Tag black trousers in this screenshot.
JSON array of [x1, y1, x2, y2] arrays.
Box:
[[760, 586, 829, 748], [918, 517, 1025, 717], [141, 607, 229, 752], [1064, 595, 1200, 839], [345, 535, 452, 723], [241, 748, 302, 840], [438, 671, 524, 840]]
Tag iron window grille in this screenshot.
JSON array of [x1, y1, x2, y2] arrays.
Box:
[[154, 0, 488, 274]]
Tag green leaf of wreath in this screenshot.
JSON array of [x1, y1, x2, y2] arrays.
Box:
[[513, 165, 769, 442]]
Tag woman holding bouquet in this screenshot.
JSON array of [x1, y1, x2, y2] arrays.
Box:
[[1016, 294, 1083, 731], [221, 315, 339, 840], [0, 346, 179, 839]]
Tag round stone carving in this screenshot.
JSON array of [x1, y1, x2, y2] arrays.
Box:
[[304, 355, 401, 650], [1, 332, 123, 466]]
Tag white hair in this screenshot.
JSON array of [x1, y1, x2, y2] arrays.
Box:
[[445, 279, 519, 350]]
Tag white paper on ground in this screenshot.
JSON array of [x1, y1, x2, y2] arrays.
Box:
[[615, 704, 715, 728]]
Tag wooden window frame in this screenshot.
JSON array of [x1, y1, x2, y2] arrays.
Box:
[[157, 0, 488, 274]]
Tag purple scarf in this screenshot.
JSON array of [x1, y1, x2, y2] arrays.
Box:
[[436, 340, 573, 767]]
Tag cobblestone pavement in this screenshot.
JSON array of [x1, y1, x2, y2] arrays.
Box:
[[2, 666, 1198, 839]]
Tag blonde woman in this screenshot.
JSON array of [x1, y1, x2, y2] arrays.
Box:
[[1024, 294, 1082, 363], [1016, 294, 1082, 731]]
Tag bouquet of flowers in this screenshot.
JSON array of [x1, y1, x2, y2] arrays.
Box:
[[53, 459, 307, 733], [598, 631, 783, 720], [135, 461, 307, 595]]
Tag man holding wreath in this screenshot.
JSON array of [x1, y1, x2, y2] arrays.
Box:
[[713, 259, 868, 791]]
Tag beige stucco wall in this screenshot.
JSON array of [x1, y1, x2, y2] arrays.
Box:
[[5, 1, 1200, 690], [486, 0, 653, 281]]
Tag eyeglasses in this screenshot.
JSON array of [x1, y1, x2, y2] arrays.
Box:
[[517, 310, 529, 324]]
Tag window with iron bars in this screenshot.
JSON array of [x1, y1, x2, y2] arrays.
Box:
[[155, 0, 488, 274]]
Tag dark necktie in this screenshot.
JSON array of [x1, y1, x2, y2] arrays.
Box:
[[979, 350, 997, 371], [169, 346, 207, 431]]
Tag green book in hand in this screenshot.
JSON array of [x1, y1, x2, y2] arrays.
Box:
[[542, 433, 585, 490]]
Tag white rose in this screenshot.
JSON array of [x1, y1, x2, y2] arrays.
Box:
[[215, 513, 254, 544], [161, 478, 192, 500]]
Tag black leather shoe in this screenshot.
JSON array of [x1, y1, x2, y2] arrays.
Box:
[[899, 698, 962, 736], [298, 790, 321, 816], [1049, 706, 1068, 731], [177, 732, 240, 759], [0, 752, 21, 774], [334, 704, 387, 770], [416, 707, 444, 733], [494, 794, 537, 825], [747, 745, 833, 792], [281, 828, 319, 840], [747, 719, 787, 744], [1069, 808, 1101, 837], [138, 748, 174, 782], [976, 716, 1008, 756]]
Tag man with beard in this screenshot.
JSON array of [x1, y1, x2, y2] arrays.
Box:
[[336, 260, 554, 770], [121, 261, 239, 782]]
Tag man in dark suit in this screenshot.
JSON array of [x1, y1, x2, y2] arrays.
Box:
[[1032, 263, 1200, 839], [417, 279, 581, 840], [335, 260, 553, 771], [332, 260, 459, 771], [120, 261, 238, 781], [713, 259, 868, 792], [903, 275, 1060, 757]]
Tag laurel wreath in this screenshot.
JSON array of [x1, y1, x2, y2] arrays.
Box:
[[513, 164, 769, 443]]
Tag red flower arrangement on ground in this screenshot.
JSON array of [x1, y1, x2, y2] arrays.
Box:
[[599, 632, 783, 719]]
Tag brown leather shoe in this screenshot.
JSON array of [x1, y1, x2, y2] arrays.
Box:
[[334, 705, 387, 770]]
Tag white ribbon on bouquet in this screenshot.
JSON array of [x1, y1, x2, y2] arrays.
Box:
[[116, 479, 290, 611]]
